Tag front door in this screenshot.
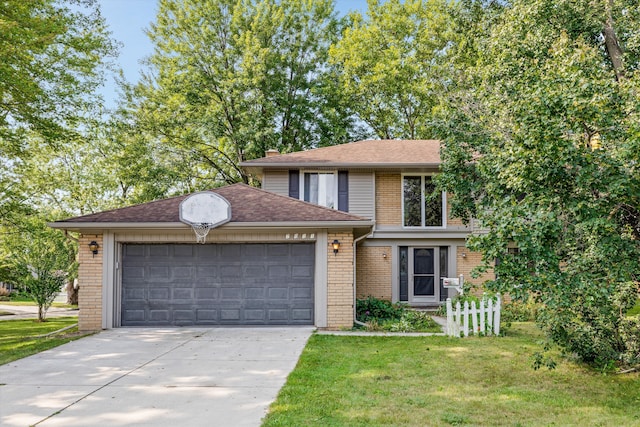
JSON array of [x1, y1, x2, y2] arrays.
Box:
[[409, 247, 439, 303]]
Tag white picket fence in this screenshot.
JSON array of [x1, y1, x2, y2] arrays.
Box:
[[446, 294, 501, 337]]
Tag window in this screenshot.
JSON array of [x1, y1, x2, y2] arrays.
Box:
[[303, 172, 335, 209], [403, 175, 445, 227]]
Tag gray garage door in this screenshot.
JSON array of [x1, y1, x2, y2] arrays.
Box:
[[120, 243, 315, 326]]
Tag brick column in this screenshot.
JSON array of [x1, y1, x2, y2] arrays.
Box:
[[326, 232, 354, 329], [78, 234, 103, 331]]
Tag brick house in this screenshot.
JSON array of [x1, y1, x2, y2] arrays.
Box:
[[50, 139, 491, 331]]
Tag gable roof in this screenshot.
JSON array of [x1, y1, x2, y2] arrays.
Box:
[[240, 139, 441, 173], [49, 184, 373, 231]]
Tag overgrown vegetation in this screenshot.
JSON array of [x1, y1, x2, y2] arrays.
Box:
[[437, 0, 640, 369], [356, 296, 442, 333], [263, 323, 640, 426], [0, 317, 86, 365]]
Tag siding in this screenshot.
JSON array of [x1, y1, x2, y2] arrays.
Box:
[[348, 172, 375, 219], [261, 171, 289, 197]]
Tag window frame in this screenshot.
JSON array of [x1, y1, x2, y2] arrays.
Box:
[[401, 173, 447, 229], [299, 170, 338, 210]]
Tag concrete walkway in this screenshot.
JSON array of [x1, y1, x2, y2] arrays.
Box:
[[0, 327, 313, 426], [0, 304, 78, 321]]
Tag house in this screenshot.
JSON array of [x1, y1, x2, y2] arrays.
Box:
[[49, 139, 492, 331]]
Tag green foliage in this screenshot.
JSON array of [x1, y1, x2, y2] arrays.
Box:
[[356, 296, 405, 322], [502, 298, 540, 323], [436, 0, 640, 368], [329, 0, 455, 139], [628, 299, 640, 317], [2, 217, 76, 321], [356, 296, 441, 332], [125, 0, 360, 189]]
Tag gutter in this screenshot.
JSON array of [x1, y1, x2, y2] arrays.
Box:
[[48, 220, 374, 232], [353, 223, 375, 327]]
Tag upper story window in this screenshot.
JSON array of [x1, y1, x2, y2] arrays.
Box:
[[403, 175, 445, 227], [303, 172, 335, 209]]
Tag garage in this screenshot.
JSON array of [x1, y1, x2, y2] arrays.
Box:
[[120, 242, 315, 326]]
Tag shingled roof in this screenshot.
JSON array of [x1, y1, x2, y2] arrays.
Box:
[[50, 184, 372, 228], [240, 139, 441, 172]]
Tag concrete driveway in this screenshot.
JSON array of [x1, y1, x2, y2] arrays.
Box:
[[0, 327, 313, 426]]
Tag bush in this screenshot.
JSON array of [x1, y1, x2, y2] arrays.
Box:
[[502, 298, 540, 323], [356, 296, 442, 333], [356, 296, 405, 323]]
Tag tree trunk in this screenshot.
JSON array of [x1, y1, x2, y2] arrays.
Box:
[[66, 279, 78, 305], [604, 0, 624, 81]]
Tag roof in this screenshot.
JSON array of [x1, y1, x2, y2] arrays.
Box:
[[49, 184, 373, 230], [240, 139, 441, 172]]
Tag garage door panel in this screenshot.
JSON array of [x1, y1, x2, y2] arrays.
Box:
[[149, 288, 170, 300], [121, 243, 314, 326]]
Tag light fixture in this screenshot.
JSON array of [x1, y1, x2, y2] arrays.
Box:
[[88, 241, 99, 257], [332, 239, 340, 255], [382, 253, 387, 259], [461, 252, 467, 258]]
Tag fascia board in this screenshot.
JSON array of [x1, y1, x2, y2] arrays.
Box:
[[241, 162, 441, 170], [48, 220, 375, 231]]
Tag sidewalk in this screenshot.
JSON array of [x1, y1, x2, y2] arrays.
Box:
[[0, 303, 78, 321]]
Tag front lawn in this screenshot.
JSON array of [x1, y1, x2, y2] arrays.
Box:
[[263, 323, 640, 426], [0, 317, 86, 365]]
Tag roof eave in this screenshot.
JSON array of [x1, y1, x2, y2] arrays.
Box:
[[48, 220, 375, 232], [240, 162, 441, 168]]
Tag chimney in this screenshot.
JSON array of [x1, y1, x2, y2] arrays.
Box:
[[266, 149, 280, 157]]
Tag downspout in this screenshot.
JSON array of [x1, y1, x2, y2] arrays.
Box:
[[353, 224, 375, 327]]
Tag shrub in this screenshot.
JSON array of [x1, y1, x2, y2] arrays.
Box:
[[356, 296, 405, 323], [502, 298, 540, 323]]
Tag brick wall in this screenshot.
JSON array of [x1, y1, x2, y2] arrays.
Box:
[[78, 234, 103, 331], [456, 247, 495, 295], [326, 232, 354, 329], [356, 246, 392, 300], [375, 173, 402, 226]]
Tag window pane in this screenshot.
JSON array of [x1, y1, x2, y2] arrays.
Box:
[[399, 246, 408, 301], [304, 173, 334, 208], [403, 176, 422, 226], [414, 276, 435, 296], [424, 177, 443, 226], [414, 248, 434, 274], [304, 173, 318, 204], [318, 173, 335, 209]]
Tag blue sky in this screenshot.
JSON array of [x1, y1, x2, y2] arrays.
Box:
[[98, 0, 369, 109]]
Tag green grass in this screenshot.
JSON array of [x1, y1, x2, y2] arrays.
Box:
[[0, 300, 77, 309], [263, 323, 640, 427], [0, 317, 87, 365]]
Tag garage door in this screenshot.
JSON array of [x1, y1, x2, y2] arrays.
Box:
[[120, 243, 315, 326]]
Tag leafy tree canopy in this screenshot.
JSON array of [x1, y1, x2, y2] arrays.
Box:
[[437, 0, 640, 368]]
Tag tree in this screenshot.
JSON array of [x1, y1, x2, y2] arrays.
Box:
[[5, 217, 77, 321], [437, 0, 640, 368], [129, 0, 356, 188], [329, 0, 455, 139], [0, 0, 117, 154]]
